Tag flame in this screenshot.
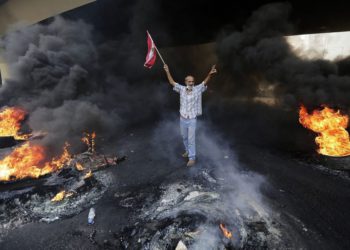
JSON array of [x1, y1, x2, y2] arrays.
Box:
[[83, 170, 92, 179], [219, 224, 233, 239], [51, 190, 74, 202], [76, 162, 84, 171], [0, 107, 31, 139], [81, 132, 96, 153], [51, 190, 66, 202], [0, 142, 71, 181], [65, 191, 74, 198], [299, 105, 350, 156]]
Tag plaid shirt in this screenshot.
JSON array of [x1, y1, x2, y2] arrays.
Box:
[[173, 82, 207, 119]]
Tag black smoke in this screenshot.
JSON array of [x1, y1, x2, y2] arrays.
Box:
[[0, 1, 172, 156], [217, 2, 350, 109]]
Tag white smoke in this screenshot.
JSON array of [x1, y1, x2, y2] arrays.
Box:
[[151, 117, 288, 248]]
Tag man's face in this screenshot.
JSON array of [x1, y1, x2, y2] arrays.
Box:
[[185, 76, 195, 87]]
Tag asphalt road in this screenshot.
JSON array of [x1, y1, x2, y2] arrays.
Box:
[[1, 103, 350, 249]]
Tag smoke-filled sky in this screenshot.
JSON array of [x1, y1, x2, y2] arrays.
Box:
[[0, 6, 170, 154], [0, 0, 350, 155], [216, 2, 350, 108], [60, 0, 350, 45]]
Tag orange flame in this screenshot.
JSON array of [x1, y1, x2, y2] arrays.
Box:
[[0, 107, 31, 139], [51, 190, 66, 202], [0, 142, 71, 181], [299, 105, 350, 156], [81, 132, 96, 153], [219, 224, 233, 239], [51, 190, 74, 202], [76, 162, 84, 171], [83, 170, 92, 179]]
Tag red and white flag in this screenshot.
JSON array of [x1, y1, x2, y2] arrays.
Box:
[[144, 31, 157, 69]]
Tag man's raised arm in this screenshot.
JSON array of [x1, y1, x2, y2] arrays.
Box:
[[203, 65, 217, 86], [163, 64, 176, 87]]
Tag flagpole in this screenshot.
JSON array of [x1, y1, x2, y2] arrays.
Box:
[[147, 30, 166, 65], [154, 46, 166, 65]]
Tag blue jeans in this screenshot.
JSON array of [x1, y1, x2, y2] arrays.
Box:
[[180, 116, 197, 160]]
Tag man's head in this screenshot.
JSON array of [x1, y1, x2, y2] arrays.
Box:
[[185, 75, 195, 87]]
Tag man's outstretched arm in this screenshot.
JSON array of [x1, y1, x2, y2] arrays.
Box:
[[163, 64, 176, 87], [203, 65, 217, 86]]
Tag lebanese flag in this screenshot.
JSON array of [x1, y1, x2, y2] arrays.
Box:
[[144, 31, 157, 69]]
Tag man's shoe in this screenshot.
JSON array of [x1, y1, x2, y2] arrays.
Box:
[[187, 159, 195, 167], [182, 152, 189, 158]]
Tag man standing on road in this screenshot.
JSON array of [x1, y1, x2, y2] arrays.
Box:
[[163, 64, 217, 167]]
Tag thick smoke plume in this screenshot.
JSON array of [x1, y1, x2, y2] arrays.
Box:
[[217, 2, 350, 109], [0, 17, 121, 154], [0, 11, 169, 155]]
